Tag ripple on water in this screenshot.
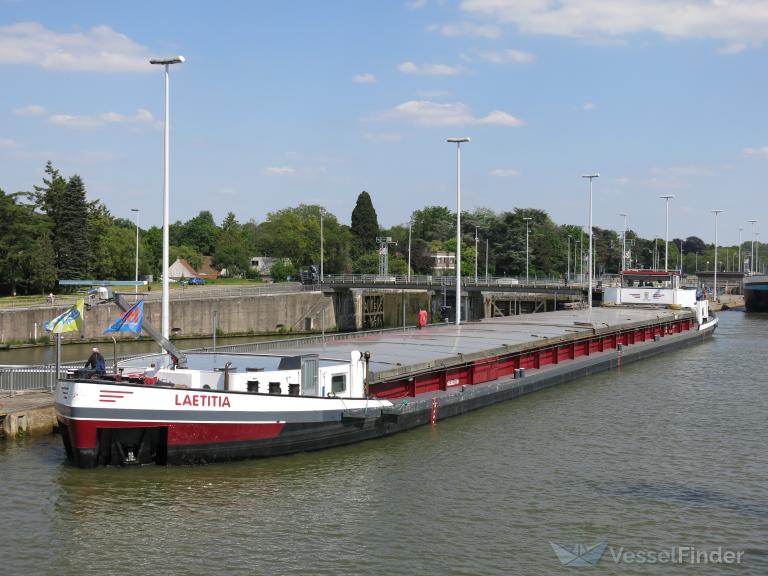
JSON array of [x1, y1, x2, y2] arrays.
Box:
[[1, 312, 767, 575]]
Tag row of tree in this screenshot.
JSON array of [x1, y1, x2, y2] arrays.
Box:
[[0, 163, 761, 295]]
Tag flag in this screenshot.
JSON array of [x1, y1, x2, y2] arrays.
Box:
[[104, 300, 144, 334], [44, 298, 84, 334]]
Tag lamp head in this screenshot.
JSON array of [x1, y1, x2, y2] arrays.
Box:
[[447, 137, 470, 143], [150, 55, 185, 65]]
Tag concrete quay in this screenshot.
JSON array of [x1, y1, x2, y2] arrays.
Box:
[[0, 391, 57, 439]]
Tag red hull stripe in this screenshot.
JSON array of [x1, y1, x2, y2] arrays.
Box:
[[60, 418, 285, 449]]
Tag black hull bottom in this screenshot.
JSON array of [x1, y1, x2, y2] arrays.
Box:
[[744, 287, 768, 313], [65, 324, 715, 467]]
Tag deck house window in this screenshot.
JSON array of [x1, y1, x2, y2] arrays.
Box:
[[331, 374, 346, 394]]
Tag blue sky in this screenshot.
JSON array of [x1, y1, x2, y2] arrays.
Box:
[[1, 0, 767, 245]]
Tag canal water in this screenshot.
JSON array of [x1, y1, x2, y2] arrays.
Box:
[[0, 312, 765, 575]]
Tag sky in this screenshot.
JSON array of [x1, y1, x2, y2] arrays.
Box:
[[1, 0, 767, 246]]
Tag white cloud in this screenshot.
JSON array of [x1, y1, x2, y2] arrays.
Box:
[[476, 110, 525, 126], [0, 137, 19, 148], [490, 168, 520, 177], [615, 176, 629, 184], [13, 104, 47, 116], [381, 100, 525, 127], [0, 22, 153, 72], [427, 22, 501, 39], [743, 146, 768, 157], [406, 0, 428, 10], [459, 0, 768, 48], [263, 166, 296, 175], [365, 132, 402, 142], [471, 48, 535, 64], [48, 108, 158, 130], [581, 101, 596, 111], [353, 73, 377, 83], [397, 61, 463, 76]]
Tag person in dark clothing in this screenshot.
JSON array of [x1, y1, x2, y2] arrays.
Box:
[[84, 347, 106, 375]]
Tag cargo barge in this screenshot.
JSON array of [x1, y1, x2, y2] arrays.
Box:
[[744, 274, 768, 312], [55, 294, 716, 468]]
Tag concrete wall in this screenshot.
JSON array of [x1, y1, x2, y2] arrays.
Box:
[[0, 291, 336, 343]]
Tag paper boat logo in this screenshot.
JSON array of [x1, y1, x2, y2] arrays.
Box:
[[550, 542, 607, 566]]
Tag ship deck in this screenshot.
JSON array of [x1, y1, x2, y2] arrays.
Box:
[[263, 306, 692, 383]]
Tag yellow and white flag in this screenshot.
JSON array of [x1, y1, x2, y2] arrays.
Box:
[[44, 298, 84, 334]]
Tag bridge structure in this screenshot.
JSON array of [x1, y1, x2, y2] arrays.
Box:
[[314, 274, 587, 330]]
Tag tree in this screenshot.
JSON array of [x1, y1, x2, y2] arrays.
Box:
[[412, 206, 454, 242], [269, 259, 297, 282], [213, 213, 250, 276], [350, 191, 379, 254], [178, 210, 220, 255], [55, 174, 90, 279], [0, 189, 56, 295]]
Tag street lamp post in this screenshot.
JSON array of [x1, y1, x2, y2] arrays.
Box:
[[485, 238, 489, 283], [408, 219, 412, 283], [523, 217, 532, 284], [474, 226, 479, 283], [131, 208, 140, 297], [319, 208, 324, 282], [582, 174, 599, 308], [447, 137, 470, 325], [748, 219, 757, 272], [567, 236, 571, 282], [577, 238, 583, 283], [619, 213, 628, 272], [150, 55, 185, 341], [738, 227, 743, 272], [712, 210, 723, 301], [660, 195, 674, 271]]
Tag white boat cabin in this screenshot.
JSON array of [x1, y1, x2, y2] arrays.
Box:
[[134, 351, 366, 398], [603, 270, 698, 308]]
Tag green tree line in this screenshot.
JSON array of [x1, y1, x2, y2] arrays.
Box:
[[1, 163, 761, 296]]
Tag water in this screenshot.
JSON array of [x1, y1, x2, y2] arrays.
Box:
[[1, 312, 766, 575]]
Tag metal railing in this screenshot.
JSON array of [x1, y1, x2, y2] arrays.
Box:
[[0, 365, 67, 394], [319, 273, 582, 289], [0, 282, 309, 311]]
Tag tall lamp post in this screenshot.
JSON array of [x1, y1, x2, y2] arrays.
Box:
[[619, 213, 628, 272], [131, 208, 140, 297], [407, 219, 412, 283], [567, 236, 571, 282], [447, 137, 470, 325], [485, 238, 489, 283], [738, 227, 743, 272], [319, 207, 324, 282], [582, 174, 599, 308], [712, 210, 723, 301], [474, 226, 479, 283], [660, 195, 674, 271], [748, 219, 758, 272], [150, 55, 185, 341], [523, 217, 532, 283]]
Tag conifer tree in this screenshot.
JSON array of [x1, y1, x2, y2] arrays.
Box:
[[56, 174, 90, 279], [350, 190, 379, 255]]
